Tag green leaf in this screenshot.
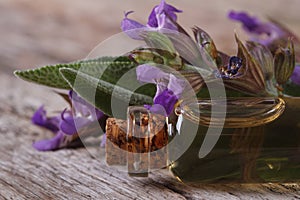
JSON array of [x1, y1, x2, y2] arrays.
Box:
[[59, 68, 153, 118], [14, 56, 136, 89]]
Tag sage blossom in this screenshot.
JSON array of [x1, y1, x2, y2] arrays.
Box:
[[31, 106, 60, 133], [136, 64, 186, 116], [228, 11, 286, 46], [32, 91, 106, 151], [121, 0, 182, 39]]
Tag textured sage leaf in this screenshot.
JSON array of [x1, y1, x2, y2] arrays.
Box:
[[14, 56, 136, 89], [59, 68, 153, 118]]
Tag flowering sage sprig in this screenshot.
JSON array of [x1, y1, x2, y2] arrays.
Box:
[[31, 91, 106, 151], [14, 0, 300, 151], [15, 57, 154, 150]]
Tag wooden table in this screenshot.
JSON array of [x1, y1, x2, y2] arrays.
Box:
[[1, 0, 300, 199]]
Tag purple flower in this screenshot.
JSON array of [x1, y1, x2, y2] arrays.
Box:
[[147, 0, 182, 30], [136, 64, 186, 116], [32, 106, 60, 133], [291, 65, 300, 86], [69, 90, 103, 121], [32, 91, 106, 151], [121, 0, 182, 39], [145, 89, 179, 116], [32, 131, 64, 151], [121, 12, 146, 40], [228, 11, 285, 46], [59, 109, 89, 135]]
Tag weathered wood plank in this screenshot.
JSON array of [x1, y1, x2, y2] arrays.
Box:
[[1, 73, 300, 199], [1, 0, 300, 199]]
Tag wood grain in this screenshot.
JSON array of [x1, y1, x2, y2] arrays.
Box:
[[1, 0, 300, 199], [1, 74, 300, 199]]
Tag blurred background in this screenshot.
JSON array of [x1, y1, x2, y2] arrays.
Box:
[[1, 0, 300, 74]]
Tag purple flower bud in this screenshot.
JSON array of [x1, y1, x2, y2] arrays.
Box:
[[151, 89, 178, 116], [32, 131, 64, 151], [228, 11, 260, 33], [228, 11, 285, 46], [121, 0, 182, 39], [59, 109, 89, 135], [121, 11, 146, 40], [148, 0, 182, 30], [31, 106, 60, 133]]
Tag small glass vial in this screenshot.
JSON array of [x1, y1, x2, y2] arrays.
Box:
[[106, 106, 168, 177]]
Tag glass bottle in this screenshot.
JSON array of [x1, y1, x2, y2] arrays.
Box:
[[169, 96, 300, 183], [106, 97, 300, 183]]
